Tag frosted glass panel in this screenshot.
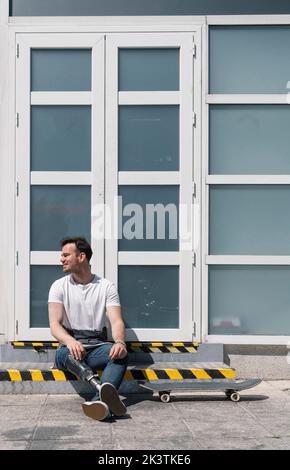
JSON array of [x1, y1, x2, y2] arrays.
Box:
[[209, 266, 290, 335], [210, 105, 290, 174], [119, 186, 179, 251], [31, 106, 91, 171], [31, 266, 64, 328], [119, 266, 179, 328], [31, 186, 91, 251], [119, 48, 179, 91], [119, 106, 179, 171], [31, 49, 91, 91], [210, 185, 290, 255], [210, 26, 290, 93]]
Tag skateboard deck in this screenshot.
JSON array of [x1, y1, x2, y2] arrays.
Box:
[[140, 378, 262, 402]]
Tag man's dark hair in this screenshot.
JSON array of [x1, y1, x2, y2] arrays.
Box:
[[61, 237, 93, 262]]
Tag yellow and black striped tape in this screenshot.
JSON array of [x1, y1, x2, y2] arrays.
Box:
[[128, 342, 199, 353], [0, 367, 235, 382], [11, 341, 199, 353], [12, 342, 59, 350]]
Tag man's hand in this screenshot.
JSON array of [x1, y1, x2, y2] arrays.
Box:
[[66, 338, 86, 361], [109, 342, 127, 360]]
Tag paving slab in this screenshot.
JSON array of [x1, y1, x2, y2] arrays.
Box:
[[277, 437, 290, 449], [29, 440, 117, 450], [0, 381, 289, 450], [41, 395, 88, 420], [0, 394, 47, 406], [33, 421, 113, 442], [183, 415, 272, 440], [115, 438, 201, 451], [195, 437, 288, 451], [267, 380, 290, 393], [0, 440, 29, 450], [112, 420, 192, 441], [0, 404, 44, 420], [0, 421, 36, 442]]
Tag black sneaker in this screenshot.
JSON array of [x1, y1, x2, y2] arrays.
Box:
[[99, 382, 127, 417], [82, 400, 109, 421]]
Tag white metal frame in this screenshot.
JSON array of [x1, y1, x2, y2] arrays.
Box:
[[4, 8, 290, 344], [105, 32, 199, 341], [10, 24, 202, 343], [15, 33, 105, 340], [0, 0, 12, 343], [202, 15, 290, 345], [9, 16, 205, 29]]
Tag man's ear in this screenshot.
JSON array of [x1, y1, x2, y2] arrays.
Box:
[[79, 252, 87, 263]]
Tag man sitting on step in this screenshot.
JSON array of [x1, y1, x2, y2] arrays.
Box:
[[48, 236, 128, 421]]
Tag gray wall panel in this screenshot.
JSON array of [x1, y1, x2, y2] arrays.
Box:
[[10, 0, 290, 16]]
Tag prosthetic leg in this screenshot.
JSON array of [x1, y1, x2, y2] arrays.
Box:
[[65, 354, 127, 420]]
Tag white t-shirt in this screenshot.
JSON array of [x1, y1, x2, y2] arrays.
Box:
[[48, 274, 121, 331]]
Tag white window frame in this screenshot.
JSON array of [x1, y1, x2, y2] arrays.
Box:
[[0, 0, 12, 343], [3, 12, 290, 344], [202, 15, 290, 345], [7, 21, 202, 343], [105, 32, 200, 341], [15, 33, 105, 340]]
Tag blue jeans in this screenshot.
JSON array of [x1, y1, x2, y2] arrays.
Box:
[[55, 343, 128, 400]]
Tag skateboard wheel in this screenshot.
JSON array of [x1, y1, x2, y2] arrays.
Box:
[[230, 392, 240, 402], [159, 392, 171, 403]]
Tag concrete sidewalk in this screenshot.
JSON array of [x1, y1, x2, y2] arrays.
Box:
[[0, 380, 290, 450]]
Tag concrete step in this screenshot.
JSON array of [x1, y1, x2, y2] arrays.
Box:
[[0, 342, 233, 394], [0, 342, 228, 364], [0, 361, 236, 394]]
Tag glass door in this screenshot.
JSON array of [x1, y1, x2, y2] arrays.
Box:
[[15, 31, 199, 342], [15, 33, 104, 340], [105, 33, 196, 341]]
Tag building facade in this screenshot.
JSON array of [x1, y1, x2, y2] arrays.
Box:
[[1, 1, 290, 354]]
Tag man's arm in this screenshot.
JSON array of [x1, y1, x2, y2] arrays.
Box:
[[48, 302, 85, 360], [106, 306, 127, 360]]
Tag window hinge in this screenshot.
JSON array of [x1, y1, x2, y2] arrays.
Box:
[[192, 182, 196, 198], [16, 44, 19, 58], [16, 113, 19, 128], [16, 320, 19, 335], [192, 43, 196, 57], [192, 252, 196, 266], [192, 112, 196, 127], [192, 321, 196, 337], [15, 251, 19, 266], [16, 182, 19, 197]]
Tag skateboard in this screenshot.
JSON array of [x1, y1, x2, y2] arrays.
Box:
[[140, 378, 262, 403]]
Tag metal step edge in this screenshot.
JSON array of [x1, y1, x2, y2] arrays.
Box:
[[0, 362, 234, 370]]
